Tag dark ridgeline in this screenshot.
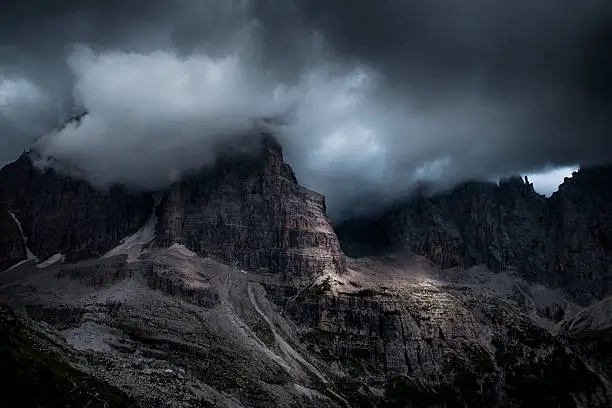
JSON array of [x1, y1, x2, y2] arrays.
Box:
[[337, 167, 612, 305]]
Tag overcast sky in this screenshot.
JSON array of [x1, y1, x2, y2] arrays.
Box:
[[1, 0, 611, 218]]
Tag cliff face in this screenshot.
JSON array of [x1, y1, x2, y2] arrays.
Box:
[[0, 203, 27, 271], [284, 256, 611, 407], [155, 134, 346, 283], [0, 134, 346, 283], [336, 169, 612, 305], [0, 304, 138, 408], [0, 154, 153, 263], [546, 167, 612, 302]]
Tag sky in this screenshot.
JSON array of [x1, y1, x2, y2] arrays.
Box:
[[0, 0, 611, 218]]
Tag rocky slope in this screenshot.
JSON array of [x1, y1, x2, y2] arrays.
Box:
[[1, 131, 612, 407], [0, 246, 348, 408], [560, 295, 612, 383], [0, 303, 138, 408], [336, 169, 612, 305], [2, 246, 610, 407]]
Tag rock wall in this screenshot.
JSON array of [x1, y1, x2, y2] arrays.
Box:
[[0, 203, 27, 270], [546, 167, 612, 302], [0, 154, 153, 265], [284, 259, 612, 407], [337, 168, 612, 305], [0, 132, 346, 282], [155, 134, 346, 282]]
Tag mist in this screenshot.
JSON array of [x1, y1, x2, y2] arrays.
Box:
[[1, 0, 611, 218]]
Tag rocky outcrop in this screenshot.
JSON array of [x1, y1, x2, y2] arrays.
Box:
[[546, 167, 612, 303], [560, 295, 612, 388], [0, 248, 347, 408], [0, 130, 345, 283], [0, 154, 153, 267], [284, 256, 612, 407], [4, 243, 611, 408], [2, 123, 611, 407], [336, 168, 612, 305], [155, 133, 346, 283]]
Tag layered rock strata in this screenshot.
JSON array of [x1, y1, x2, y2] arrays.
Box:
[[155, 134, 346, 282], [0, 133, 346, 284], [0, 154, 153, 264], [337, 168, 612, 305]]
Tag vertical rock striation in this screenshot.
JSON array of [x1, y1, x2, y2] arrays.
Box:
[[336, 168, 612, 305], [0, 154, 153, 265], [155, 133, 346, 282], [0, 202, 27, 270]]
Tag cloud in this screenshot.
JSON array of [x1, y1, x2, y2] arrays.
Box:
[[0, 75, 55, 162], [526, 166, 580, 197], [34, 44, 300, 189], [1, 0, 612, 218]]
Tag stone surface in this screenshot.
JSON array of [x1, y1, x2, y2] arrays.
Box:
[[280, 254, 612, 407], [336, 168, 612, 305], [0, 303, 138, 408], [546, 167, 612, 303], [2, 249, 611, 407], [0, 131, 346, 282], [0, 202, 27, 271], [155, 133, 346, 284], [0, 154, 153, 266], [0, 250, 347, 408]]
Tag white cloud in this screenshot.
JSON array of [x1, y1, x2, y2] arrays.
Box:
[[526, 166, 579, 196]]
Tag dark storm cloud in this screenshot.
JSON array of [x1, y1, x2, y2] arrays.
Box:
[[1, 0, 611, 218]]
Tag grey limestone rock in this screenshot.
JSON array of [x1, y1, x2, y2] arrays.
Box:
[[337, 166, 612, 305]]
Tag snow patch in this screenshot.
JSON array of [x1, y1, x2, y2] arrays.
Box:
[[2, 259, 30, 272], [102, 193, 165, 262], [37, 253, 65, 268], [102, 207, 157, 263], [168, 243, 197, 258], [566, 295, 612, 333], [7, 210, 38, 261]]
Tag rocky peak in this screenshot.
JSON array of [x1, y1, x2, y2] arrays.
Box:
[[337, 165, 612, 305], [0, 132, 346, 284], [155, 133, 346, 283], [498, 174, 538, 197]]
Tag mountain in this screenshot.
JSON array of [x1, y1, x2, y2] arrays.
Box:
[[336, 169, 612, 306], [0, 153, 153, 263], [1, 132, 611, 407]]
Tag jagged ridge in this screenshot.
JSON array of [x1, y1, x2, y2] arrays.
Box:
[[336, 168, 612, 305]]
